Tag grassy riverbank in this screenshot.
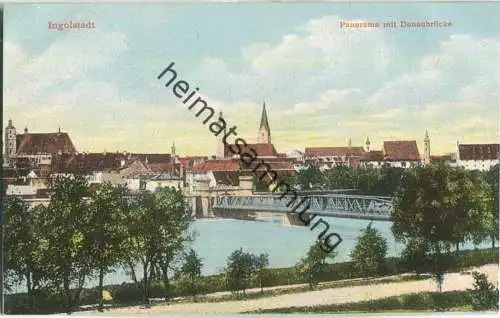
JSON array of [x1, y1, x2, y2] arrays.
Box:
[[5, 247, 498, 314], [247, 290, 480, 314]]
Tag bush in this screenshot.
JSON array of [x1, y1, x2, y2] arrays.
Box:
[[350, 225, 388, 277], [109, 283, 142, 304], [468, 271, 499, 311]]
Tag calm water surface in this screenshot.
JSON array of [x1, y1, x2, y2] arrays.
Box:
[[9, 217, 490, 292]]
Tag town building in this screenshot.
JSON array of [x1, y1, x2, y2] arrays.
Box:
[[359, 138, 421, 168], [223, 103, 279, 159], [304, 138, 365, 170], [4, 120, 77, 167], [456, 142, 499, 171]]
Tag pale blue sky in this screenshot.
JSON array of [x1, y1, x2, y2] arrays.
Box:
[[4, 3, 500, 155]]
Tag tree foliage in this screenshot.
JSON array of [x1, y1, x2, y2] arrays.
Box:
[[485, 164, 499, 248], [3, 178, 193, 313], [122, 186, 192, 305], [392, 163, 493, 291], [224, 248, 257, 295], [293, 166, 405, 196], [39, 176, 92, 312], [350, 223, 388, 277], [467, 271, 499, 311], [297, 165, 325, 190], [4, 197, 48, 311], [86, 183, 130, 311], [254, 253, 270, 294], [296, 241, 335, 290], [177, 248, 203, 297]]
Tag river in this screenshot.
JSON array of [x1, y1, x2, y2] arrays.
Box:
[[8, 217, 491, 292]]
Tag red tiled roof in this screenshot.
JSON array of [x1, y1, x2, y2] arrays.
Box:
[[146, 162, 176, 173], [383, 141, 420, 161], [191, 159, 240, 173], [244, 161, 295, 172], [178, 156, 207, 168], [430, 154, 453, 161], [130, 153, 171, 164], [224, 143, 278, 158], [16, 132, 77, 155], [458, 144, 500, 161], [51, 153, 123, 174], [304, 147, 365, 157], [360, 150, 384, 161]]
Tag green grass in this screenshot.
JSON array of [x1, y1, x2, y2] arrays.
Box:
[[246, 290, 479, 314]]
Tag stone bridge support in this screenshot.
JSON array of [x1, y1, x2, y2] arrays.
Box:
[[283, 213, 308, 226], [192, 178, 214, 218]]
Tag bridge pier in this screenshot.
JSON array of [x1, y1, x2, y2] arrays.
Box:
[[283, 213, 308, 226], [193, 178, 214, 218]]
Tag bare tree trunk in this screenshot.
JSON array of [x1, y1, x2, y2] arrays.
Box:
[[98, 266, 104, 312], [160, 264, 170, 302], [26, 271, 33, 311], [142, 263, 149, 306], [63, 272, 72, 313]]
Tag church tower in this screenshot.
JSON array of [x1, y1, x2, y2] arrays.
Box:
[[171, 141, 176, 156], [257, 102, 271, 144], [216, 111, 226, 159], [5, 119, 17, 163], [423, 129, 431, 165], [365, 136, 371, 152]]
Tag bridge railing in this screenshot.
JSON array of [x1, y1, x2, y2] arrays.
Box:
[[213, 194, 393, 220]]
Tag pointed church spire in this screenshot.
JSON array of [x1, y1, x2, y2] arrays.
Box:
[[171, 141, 176, 156], [260, 102, 270, 131], [257, 101, 271, 144], [348, 137, 352, 148], [424, 129, 430, 141]]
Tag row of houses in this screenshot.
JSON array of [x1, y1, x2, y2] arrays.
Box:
[[3, 108, 499, 198]]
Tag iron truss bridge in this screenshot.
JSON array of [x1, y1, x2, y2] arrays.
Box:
[[213, 194, 393, 221]]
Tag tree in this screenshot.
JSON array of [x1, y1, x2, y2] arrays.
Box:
[[356, 168, 382, 195], [325, 166, 354, 190], [3, 197, 49, 312], [392, 163, 493, 291], [379, 167, 404, 196], [486, 164, 499, 249], [254, 253, 269, 294], [122, 187, 192, 305], [296, 241, 335, 290], [39, 176, 92, 312], [468, 271, 499, 311], [350, 222, 388, 277], [225, 248, 257, 295], [177, 249, 203, 298], [399, 238, 431, 275], [86, 183, 130, 312], [297, 165, 324, 190]]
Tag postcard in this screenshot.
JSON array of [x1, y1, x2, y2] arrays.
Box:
[[2, 1, 499, 315]]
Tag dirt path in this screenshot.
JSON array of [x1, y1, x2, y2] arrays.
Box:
[[92, 264, 498, 315]]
